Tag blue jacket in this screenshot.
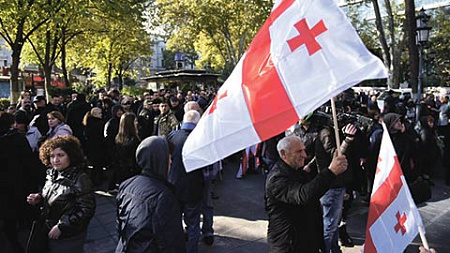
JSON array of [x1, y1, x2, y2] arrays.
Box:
[[167, 123, 205, 203]]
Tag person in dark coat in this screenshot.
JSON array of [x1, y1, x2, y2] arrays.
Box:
[[83, 107, 107, 185], [0, 112, 33, 253], [383, 113, 419, 183], [418, 115, 440, 183], [110, 112, 141, 190], [65, 93, 91, 143], [137, 99, 155, 140], [27, 135, 95, 253], [314, 123, 357, 253], [167, 110, 204, 253], [169, 96, 184, 122], [265, 136, 349, 253], [115, 136, 186, 253], [104, 105, 124, 160], [31, 95, 51, 135]]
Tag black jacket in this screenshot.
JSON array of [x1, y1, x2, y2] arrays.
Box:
[[84, 116, 107, 167], [137, 108, 155, 140], [41, 166, 95, 238], [116, 136, 185, 253], [314, 125, 352, 188], [265, 160, 336, 253], [66, 100, 91, 141], [0, 130, 33, 219]]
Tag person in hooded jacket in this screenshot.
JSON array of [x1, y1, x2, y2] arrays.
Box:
[[418, 115, 440, 184], [115, 136, 186, 253], [383, 113, 419, 183]]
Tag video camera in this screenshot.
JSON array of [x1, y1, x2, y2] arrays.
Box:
[[338, 112, 373, 132]]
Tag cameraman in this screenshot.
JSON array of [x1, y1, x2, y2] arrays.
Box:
[[315, 117, 357, 253]]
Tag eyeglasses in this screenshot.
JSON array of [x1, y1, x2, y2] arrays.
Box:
[[122, 102, 131, 105]]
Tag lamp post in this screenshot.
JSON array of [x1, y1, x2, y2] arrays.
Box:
[[415, 8, 432, 122]]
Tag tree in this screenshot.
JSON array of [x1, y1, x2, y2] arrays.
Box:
[[369, 0, 407, 88], [21, 0, 89, 100], [342, 0, 413, 88], [66, 0, 152, 90], [0, 0, 62, 103], [430, 7, 450, 86], [404, 0, 418, 92], [154, 0, 272, 76]]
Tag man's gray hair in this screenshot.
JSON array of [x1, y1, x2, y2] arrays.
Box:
[[276, 135, 301, 156], [184, 101, 200, 113], [183, 110, 201, 124]]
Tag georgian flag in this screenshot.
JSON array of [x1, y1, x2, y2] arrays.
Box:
[[182, 0, 388, 172], [363, 123, 424, 253]]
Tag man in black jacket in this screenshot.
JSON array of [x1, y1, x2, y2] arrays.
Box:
[[315, 123, 357, 253], [265, 135, 348, 253]]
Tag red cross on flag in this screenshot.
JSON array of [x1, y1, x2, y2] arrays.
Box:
[[182, 0, 387, 171], [363, 123, 424, 253]]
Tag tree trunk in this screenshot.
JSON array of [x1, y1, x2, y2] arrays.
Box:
[[9, 20, 26, 104], [371, 0, 392, 88], [10, 46, 22, 103], [61, 30, 70, 87], [44, 30, 52, 101], [107, 62, 112, 89], [405, 0, 419, 94], [44, 65, 52, 101], [117, 64, 123, 91]]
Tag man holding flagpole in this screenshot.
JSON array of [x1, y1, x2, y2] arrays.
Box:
[[265, 135, 349, 252], [182, 0, 388, 174]]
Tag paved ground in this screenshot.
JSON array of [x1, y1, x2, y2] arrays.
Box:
[[2, 155, 450, 252]]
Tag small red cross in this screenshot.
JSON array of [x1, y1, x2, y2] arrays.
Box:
[[287, 18, 327, 55], [394, 211, 407, 235], [375, 157, 382, 175], [208, 90, 228, 115]]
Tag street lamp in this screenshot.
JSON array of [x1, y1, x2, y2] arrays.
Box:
[[415, 8, 432, 122]]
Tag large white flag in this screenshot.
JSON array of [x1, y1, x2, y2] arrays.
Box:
[[182, 0, 388, 172], [363, 123, 424, 253]]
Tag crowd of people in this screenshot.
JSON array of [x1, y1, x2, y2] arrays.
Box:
[[263, 89, 447, 253], [0, 88, 217, 253], [0, 86, 446, 253]]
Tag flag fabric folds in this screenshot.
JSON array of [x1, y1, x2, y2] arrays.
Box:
[[363, 123, 424, 253], [182, 0, 388, 172]]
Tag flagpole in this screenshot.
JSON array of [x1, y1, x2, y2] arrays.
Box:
[[418, 225, 430, 250], [330, 97, 342, 155]]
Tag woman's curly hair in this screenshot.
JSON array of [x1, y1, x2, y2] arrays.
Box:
[[39, 135, 85, 168]]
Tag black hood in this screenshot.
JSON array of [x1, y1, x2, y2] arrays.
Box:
[[136, 136, 169, 179]]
